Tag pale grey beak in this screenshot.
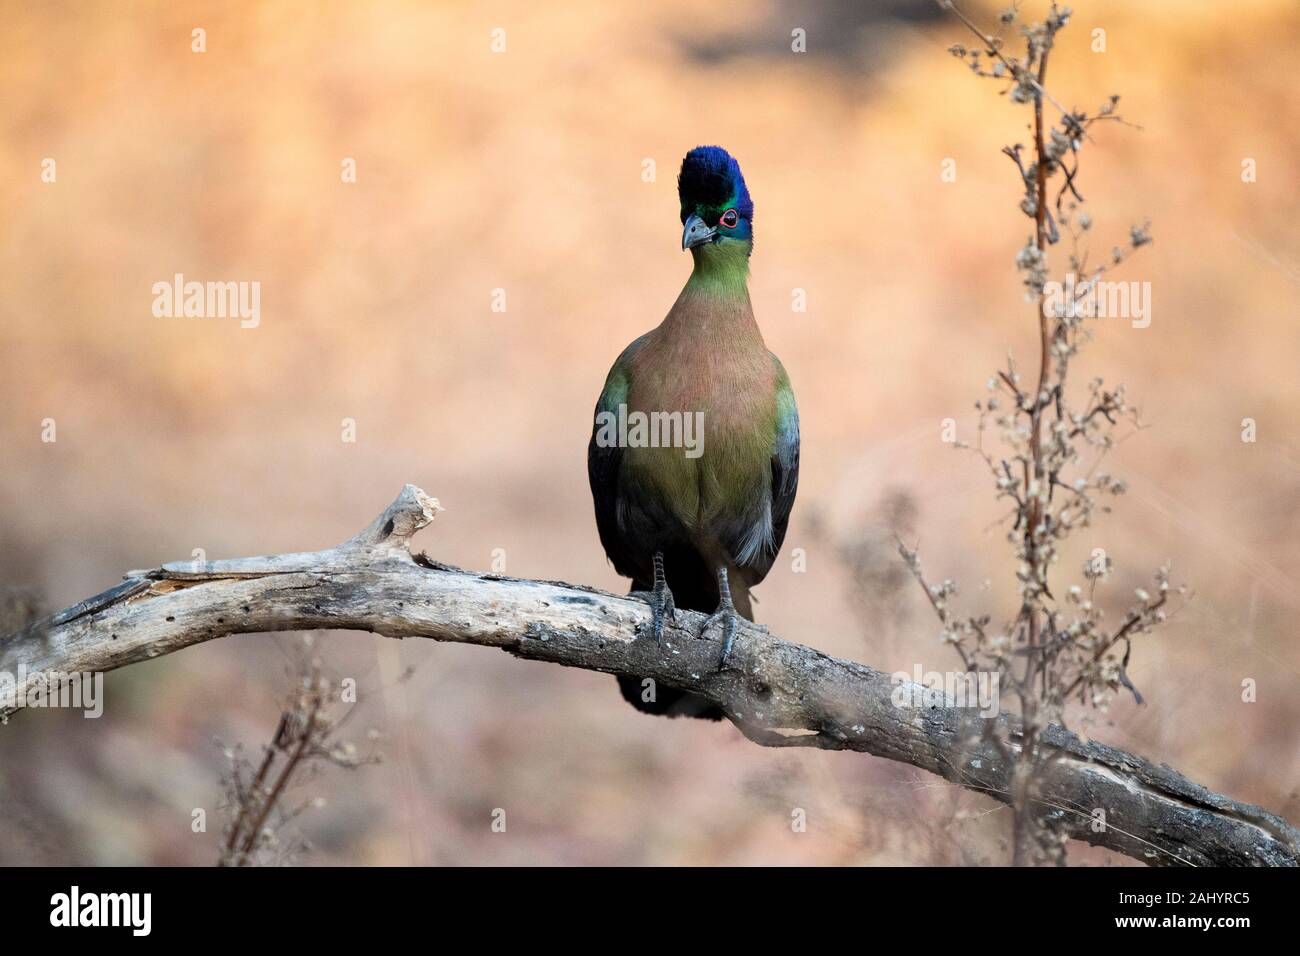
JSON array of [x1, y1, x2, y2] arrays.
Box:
[[682, 213, 716, 250]]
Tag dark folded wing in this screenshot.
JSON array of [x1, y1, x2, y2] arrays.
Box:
[[587, 334, 648, 582]]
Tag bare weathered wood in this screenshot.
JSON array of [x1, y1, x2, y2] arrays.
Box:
[[3, 484, 1295, 866]]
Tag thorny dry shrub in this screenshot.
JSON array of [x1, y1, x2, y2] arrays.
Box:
[[898, 1, 1187, 865], [217, 638, 383, 867]]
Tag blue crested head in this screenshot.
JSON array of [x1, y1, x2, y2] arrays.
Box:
[[678, 146, 754, 254]]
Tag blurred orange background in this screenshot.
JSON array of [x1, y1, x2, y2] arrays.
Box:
[[1, 0, 1297, 864]]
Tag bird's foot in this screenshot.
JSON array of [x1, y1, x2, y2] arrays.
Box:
[[699, 601, 740, 670], [651, 584, 676, 644], [634, 586, 676, 645]]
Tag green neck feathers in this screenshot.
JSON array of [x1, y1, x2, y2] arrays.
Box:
[[687, 239, 752, 296]]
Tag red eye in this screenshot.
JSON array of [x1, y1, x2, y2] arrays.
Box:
[[720, 209, 738, 228]]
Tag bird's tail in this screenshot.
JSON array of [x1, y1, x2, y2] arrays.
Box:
[[617, 554, 749, 721]]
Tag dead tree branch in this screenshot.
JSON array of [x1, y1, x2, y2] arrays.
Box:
[[3, 485, 1295, 867]]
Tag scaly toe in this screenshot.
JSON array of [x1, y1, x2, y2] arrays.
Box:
[[698, 609, 724, 639], [698, 605, 739, 669], [649, 587, 677, 645], [718, 613, 739, 669]]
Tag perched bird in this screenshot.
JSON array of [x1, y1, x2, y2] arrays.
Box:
[[587, 145, 800, 719]]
